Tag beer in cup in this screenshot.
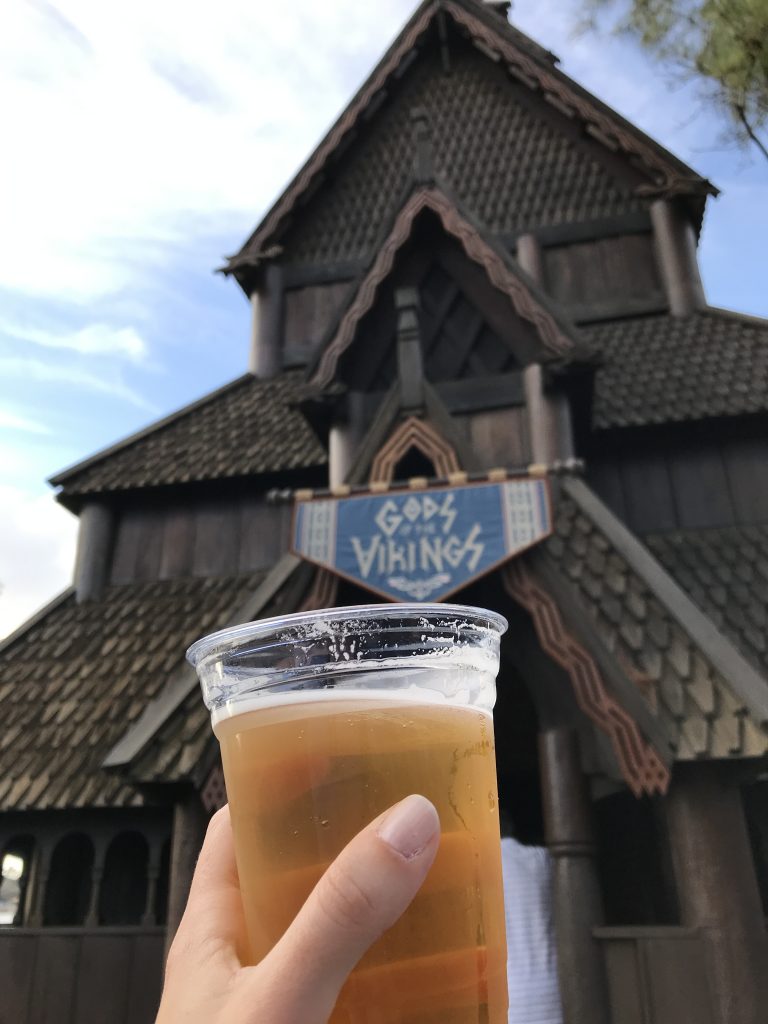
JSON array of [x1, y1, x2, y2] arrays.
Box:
[[187, 603, 509, 1023]]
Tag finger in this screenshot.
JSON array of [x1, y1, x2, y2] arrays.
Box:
[[248, 794, 440, 1023], [169, 805, 247, 970]]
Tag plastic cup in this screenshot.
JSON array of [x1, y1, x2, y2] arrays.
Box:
[[188, 603, 509, 1023]]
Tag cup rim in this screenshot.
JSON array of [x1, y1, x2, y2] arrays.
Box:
[[186, 602, 508, 667]]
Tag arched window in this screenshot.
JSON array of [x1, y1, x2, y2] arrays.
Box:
[[44, 833, 94, 926], [98, 832, 148, 925], [0, 836, 34, 926]]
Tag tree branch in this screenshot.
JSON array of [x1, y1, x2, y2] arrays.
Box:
[[734, 104, 768, 162]]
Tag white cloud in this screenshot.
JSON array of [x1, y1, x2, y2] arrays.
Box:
[[1, 321, 148, 362], [0, 409, 50, 434], [0, 0, 416, 302], [0, 484, 77, 640], [0, 355, 158, 412]]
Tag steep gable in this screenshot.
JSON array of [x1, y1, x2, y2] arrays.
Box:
[[226, 0, 714, 283], [310, 183, 586, 392]]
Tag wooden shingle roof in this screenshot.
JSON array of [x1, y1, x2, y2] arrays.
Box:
[[588, 309, 768, 430], [647, 525, 768, 680], [227, 0, 714, 279], [50, 370, 326, 504], [0, 572, 269, 811], [47, 308, 768, 504], [540, 479, 768, 762]]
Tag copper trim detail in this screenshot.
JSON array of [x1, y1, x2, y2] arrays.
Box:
[[502, 561, 670, 796], [312, 185, 572, 388], [370, 415, 461, 484]]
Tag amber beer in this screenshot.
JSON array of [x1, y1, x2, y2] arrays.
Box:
[[189, 605, 508, 1023]]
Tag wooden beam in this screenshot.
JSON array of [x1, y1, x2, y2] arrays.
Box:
[[74, 502, 114, 603], [249, 263, 284, 378], [516, 233, 544, 284], [524, 364, 574, 464], [503, 212, 653, 250], [539, 728, 610, 1024], [665, 762, 768, 1024], [434, 371, 525, 413], [165, 788, 208, 957], [395, 286, 425, 411], [651, 200, 705, 316], [329, 391, 367, 488], [568, 294, 667, 325], [281, 261, 361, 288]]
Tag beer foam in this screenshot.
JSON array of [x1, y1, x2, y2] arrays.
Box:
[[211, 689, 494, 729], [210, 661, 497, 728]]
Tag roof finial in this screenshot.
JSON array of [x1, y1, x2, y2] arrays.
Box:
[[483, 1, 511, 19]]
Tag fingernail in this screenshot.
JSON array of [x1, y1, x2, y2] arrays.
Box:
[[377, 795, 439, 860]]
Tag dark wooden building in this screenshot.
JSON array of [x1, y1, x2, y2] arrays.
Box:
[[2, 1, 767, 1021]]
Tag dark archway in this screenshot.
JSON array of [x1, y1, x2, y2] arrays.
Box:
[[99, 831, 149, 925], [44, 833, 94, 926]]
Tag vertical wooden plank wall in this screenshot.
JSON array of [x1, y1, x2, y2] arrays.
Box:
[[543, 233, 664, 316], [110, 498, 292, 585], [0, 931, 36, 1023], [0, 930, 165, 1024], [454, 407, 530, 469], [588, 433, 768, 533], [73, 935, 133, 1024], [27, 935, 80, 1024], [283, 282, 349, 358]]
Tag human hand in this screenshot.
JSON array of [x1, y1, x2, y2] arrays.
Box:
[[156, 794, 440, 1023]]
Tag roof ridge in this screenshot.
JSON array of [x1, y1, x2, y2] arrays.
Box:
[[49, 372, 265, 489], [225, 0, 716, 277]]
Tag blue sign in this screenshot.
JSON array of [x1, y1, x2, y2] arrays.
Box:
[[292, 479, 551, 602]]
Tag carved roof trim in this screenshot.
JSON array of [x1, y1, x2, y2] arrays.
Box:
[[310, 183, 578, 389]]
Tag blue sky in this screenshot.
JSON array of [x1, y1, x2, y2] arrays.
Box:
[[1, 0, 766, 637]]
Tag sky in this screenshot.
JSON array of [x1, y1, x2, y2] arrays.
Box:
[[1, 0, 766, 639]]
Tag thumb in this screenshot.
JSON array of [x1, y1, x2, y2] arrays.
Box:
[[248, 794, 440, 1023]]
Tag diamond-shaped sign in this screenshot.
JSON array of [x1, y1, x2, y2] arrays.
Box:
[[291, 478, 552, 602]]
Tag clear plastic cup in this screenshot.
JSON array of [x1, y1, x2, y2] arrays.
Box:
[[188, 603, 509, 1024]]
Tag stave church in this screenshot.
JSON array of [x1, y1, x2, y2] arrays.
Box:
[[1, 1, 767, 1021]]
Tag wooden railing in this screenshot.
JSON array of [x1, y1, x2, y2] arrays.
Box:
[[595, 926, 714, 1024], [0, 926, 165, 1024]]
